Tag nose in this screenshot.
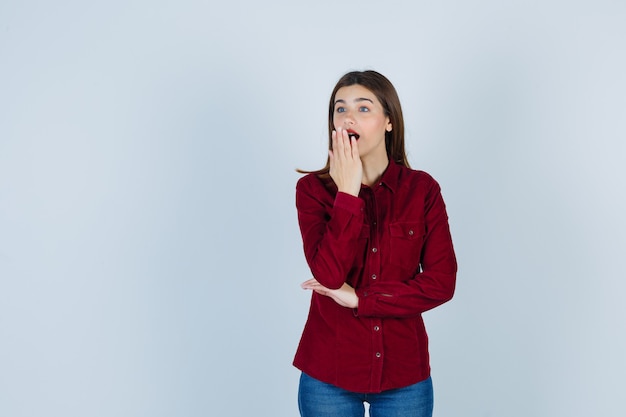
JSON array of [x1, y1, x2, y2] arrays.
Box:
[[343, 111, 355, 127]]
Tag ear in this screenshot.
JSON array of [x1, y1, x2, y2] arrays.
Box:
[[386, 122, 392, 132]]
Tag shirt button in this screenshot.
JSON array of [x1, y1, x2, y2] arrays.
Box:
[[372, 247, 378, 253], [374, 326, 380, 331], [371, 274, 377, 280], [375, 352, 381, 358], [408, 229, 414, 236]]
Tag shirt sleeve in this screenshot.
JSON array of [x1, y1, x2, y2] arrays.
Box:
[[356, 179, 457, 318], [296, 176, 365, 290]]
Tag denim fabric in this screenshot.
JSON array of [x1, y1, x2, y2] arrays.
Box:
[[298, 373, 433, 417]]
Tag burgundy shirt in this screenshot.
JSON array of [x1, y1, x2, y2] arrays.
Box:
[[293, 160, 457, 393]]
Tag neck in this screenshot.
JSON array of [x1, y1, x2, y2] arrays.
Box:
[[361, 155, 390, 187]]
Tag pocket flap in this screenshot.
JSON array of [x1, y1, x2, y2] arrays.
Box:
[[389, 222, 424, 239]]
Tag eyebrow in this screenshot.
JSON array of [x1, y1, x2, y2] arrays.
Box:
[[334, 97, 374, 106]]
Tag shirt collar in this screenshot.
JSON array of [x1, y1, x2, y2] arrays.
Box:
[[378, 159, 401, 193]]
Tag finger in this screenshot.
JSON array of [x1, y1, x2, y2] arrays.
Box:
[[334, 127, 345, 157], [301, 278, 319, 289], [307, 283, 330, 294], [305, 282, 325, 291], [350, 136, 360, 159], [340, 128, 352, 159]]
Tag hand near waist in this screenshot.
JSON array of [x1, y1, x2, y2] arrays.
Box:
[[329, 127, 362, 197], [301, 278, 359, 309]]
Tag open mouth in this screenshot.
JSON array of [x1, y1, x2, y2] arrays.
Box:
[[347, 130, 360, 140]]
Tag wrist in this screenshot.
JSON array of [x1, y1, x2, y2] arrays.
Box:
[[337, 185, 361, 197]]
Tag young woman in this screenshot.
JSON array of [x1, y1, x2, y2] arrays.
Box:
[[294, 70, 457, 417]]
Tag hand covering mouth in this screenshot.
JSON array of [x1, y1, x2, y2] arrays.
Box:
[[346, 129, 360, 140]]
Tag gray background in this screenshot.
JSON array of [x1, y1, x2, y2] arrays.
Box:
[[1, 0, 625, 416]]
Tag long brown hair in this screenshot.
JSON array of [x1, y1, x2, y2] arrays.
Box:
[[298, 70, 410, 176]]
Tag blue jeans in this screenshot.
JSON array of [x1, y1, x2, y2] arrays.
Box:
[[298, 373, 433, 417]]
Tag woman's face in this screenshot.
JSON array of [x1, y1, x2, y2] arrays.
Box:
[[332, 84, 392, 162]]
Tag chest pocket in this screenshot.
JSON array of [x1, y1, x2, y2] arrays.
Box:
[[389, 222, 425, 273]]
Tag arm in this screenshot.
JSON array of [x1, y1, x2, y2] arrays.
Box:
[[297, 128, 365, 290], [356, 181, 457, 318], [296, 178, 365, 290]]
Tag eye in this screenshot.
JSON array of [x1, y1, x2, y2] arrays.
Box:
[[335, 106, 346, 113], [359, 106, 370, 112]]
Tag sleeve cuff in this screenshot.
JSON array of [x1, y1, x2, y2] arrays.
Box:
[[355, 288, 375, 317], [334, 192, 364, 216]]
